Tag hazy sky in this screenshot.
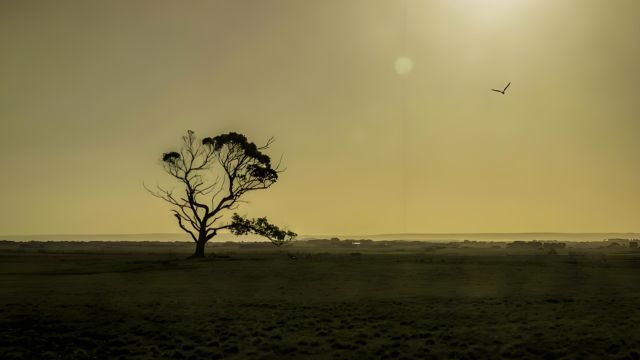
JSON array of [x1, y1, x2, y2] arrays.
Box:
[[1, 0, 639, 236]]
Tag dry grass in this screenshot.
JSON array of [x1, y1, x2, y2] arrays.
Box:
[[1, 246, 639, 359]]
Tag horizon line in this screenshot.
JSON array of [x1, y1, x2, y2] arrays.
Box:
[[2, 231, 640, 238]]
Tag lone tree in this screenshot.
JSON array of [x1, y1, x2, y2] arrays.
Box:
[[146, 130, 296, 258]]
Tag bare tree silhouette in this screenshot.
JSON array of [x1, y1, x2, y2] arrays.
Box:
[[146, 130, 296, 258]]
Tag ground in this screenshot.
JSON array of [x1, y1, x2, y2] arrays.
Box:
[[1, 243, 639, 359]]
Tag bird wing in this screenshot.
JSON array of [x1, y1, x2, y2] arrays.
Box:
[[503, 82, 511, 92], [491, 89, 502, 93]]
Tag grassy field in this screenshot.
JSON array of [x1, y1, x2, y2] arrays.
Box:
[[1, 244, 639, 359]]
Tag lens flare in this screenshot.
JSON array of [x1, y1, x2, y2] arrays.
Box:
[[394, 57, 414, 75]]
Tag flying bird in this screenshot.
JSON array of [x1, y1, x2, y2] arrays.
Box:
[[491, 82, 511, 95]]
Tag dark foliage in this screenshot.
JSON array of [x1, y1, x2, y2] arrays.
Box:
[[230, 213, 297, 246], [202, 132, 271, 165], [162, 152, 180, 163]]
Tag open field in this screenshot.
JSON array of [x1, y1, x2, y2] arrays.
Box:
[[1, 243, 639, 359]]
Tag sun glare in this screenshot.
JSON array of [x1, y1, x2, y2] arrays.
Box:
[[447, 0, 524, 20]]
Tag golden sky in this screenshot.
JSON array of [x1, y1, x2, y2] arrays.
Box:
[[1, 0, 639, 236]]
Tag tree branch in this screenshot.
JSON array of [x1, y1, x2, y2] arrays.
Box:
[[173, 211, 197, 242]]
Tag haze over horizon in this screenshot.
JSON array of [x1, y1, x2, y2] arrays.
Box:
[[2, 232, 639, 244], [1, 0, 639, 236]]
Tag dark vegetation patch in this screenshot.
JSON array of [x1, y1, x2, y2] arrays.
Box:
[[1, 249, 639, 359]]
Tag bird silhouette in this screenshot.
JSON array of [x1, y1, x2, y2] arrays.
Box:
[[491, 82, 511, 95]]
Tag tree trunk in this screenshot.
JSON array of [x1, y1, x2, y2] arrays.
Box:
[[190, 234, 207, 259]]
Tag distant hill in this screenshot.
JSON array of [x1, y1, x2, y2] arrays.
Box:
[[298, 233, 640, 242]]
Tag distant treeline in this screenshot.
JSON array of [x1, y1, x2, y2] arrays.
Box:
[[1, 238, 639, 250], [305, 238, 512, 249], [303, 238, 640, 250], [506, 241, 567, 249]]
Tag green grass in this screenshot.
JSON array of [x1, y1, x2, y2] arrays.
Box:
[[1, 246, 639, 359]]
